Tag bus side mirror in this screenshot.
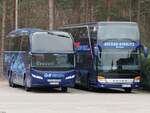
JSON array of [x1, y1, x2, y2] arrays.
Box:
[[144, 47, 148, 58]]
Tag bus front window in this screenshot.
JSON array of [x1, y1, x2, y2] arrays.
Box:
[[97, 49, 139, 72], [31, 54, 74, 70], [98, 23, 139, 41]]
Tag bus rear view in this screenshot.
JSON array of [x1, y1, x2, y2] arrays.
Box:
[[96, 22, 144, 92]]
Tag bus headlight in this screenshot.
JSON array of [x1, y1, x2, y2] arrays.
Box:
[[134, 76, 140, 83], [97, 76, 106, 83], [65, 75, 75, 80], [32, 74, 43, 80]]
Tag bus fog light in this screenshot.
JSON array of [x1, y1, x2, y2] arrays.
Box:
[[65, 75, 75, 80], [32, 74, 43, 80], [134, 76, 140, 83], [97, 76, 106, 83]]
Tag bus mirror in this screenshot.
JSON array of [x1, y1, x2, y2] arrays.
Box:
[[94, 47, 99, 56], [144, 47, 148, 58], [93, 26, 97, 32]]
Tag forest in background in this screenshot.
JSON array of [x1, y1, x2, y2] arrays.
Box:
[[0, 0, 150, 48], [1, 0, 150, 87]]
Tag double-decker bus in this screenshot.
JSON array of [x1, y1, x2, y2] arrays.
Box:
[[61, 21, 148, 92], [4, 28, 75, 92]]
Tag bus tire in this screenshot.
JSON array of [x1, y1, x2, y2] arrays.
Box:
[[124, 88, 132, 93], [87, 74, 93, 91], [24, 76, 31, 92], [61, 87, 68, 92], [9, 72, 15, 88]]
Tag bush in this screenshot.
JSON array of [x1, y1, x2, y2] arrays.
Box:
[[141, 55, 150, 89]]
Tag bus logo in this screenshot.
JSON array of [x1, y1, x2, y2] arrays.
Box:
[[44, 73, 52, 78]]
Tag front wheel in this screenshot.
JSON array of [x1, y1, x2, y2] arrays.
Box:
[[61, 87, 68, 92], [24, 76, 31, 92], [124, 88, 132, 93], [9, 73, 15, 88]]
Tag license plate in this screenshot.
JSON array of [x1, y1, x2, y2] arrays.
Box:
[[49, 82, 59, 85], [48, 79, 61, 85], [122, 84, 131, 88]]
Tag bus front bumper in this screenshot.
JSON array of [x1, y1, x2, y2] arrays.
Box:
[[31, 78, 75, 88], [30, 69, 75, 88], [96, 79, 140, 89]]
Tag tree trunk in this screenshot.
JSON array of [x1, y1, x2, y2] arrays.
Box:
[[81, 0, 94, 23], [49, 0, 55, 30], [106, 0, 111, 21], [1, 0, 7, 76], [137, 0, 141, 23], [72, 0, 81, 24], [131, 0, 138, 22], [14, 0, 18, 30]]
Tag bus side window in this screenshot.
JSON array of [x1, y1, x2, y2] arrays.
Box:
[[20, 36, 29, 51], [4, 37, 10, 51], [10, 37, 21, 51]]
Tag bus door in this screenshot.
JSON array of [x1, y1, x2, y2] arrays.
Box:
[[76, 51, 92, 87]]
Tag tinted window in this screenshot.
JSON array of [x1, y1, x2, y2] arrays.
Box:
[[4, 38, 10, 51], [63, 27, 89, 43], [10, 37, 21, 51], [20, 36, 29, 51], [5, 36, 29, 51]]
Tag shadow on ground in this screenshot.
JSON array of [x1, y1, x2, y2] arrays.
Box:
[[74, 85, 137, 94], [13, 85, 71, 94]]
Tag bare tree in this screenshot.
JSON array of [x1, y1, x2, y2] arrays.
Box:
[[137, 0, 141, 23], [49, 0, 55, 30], [81, 0, 94, 23], [1, 0, 7, 76], [72, 0, 81, 24], [14, 0, 18, 30], [106, 0, 111, 21]]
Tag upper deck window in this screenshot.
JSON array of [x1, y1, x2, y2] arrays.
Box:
[[98, 23, 139, 41]]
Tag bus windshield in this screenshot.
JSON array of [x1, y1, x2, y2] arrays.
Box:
[[97, 48, 139, 72], [31, 32, 73, 53], [98, 23, 139, 41], [31, 54, 74, 69]]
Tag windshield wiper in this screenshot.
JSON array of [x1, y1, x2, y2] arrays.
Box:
[[48, 32, 70, 38]]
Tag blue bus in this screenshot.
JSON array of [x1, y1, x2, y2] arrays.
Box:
[[61, 21, 148, 93], [4, 28, 75, 92]]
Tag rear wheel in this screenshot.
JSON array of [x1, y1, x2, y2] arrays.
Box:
[[87, 74, 93, 91], [9, 73, 15, 88], [24, 76, 31, 92], [61, 87, 68, 92], [124, 88, 132, 93]]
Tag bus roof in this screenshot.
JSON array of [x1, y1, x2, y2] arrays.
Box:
[[7, 28, 44, 38], [98, 21, 138, 26], [62, 21, 138, 28]]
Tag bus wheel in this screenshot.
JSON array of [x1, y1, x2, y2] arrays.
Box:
[[61, 87, 68, 92], [9, 74, 15, 88], [124, 88, 132, 93], [87, 79, 93, 91], [24, 76, 31, 92]]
